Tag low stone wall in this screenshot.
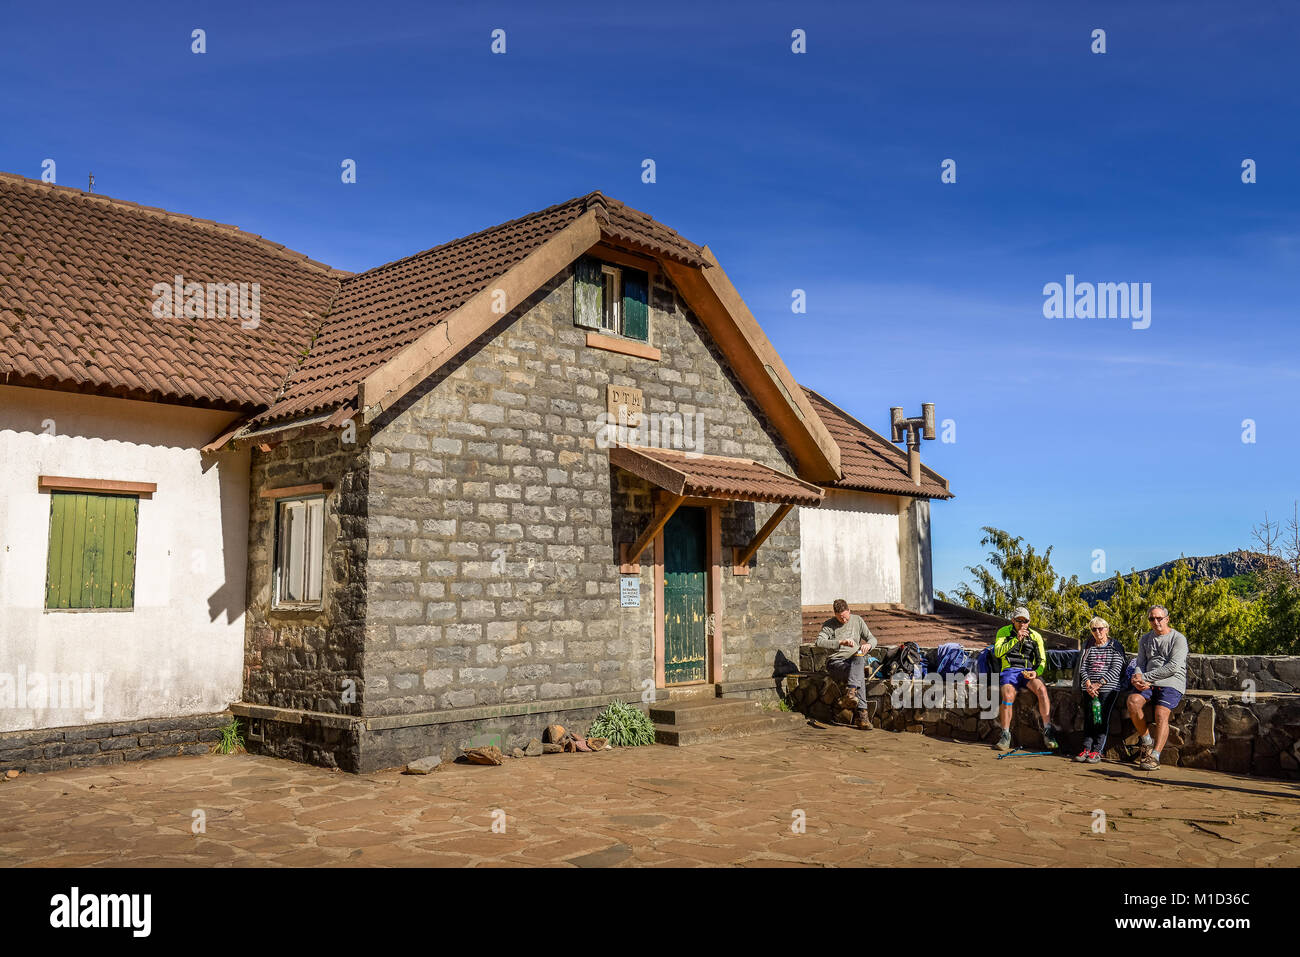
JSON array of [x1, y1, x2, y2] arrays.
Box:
[[784, 653, 1300, 780], [1184, 655, 1300, 693], [819, 629, 1300, 696], [0, 712, 230, 775]]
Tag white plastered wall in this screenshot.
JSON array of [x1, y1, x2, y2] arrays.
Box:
[[799, 489, 903, 606], [0, 385, 248, 731]]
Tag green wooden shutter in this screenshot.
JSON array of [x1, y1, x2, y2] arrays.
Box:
[[622, 268, 649, 341], [573, 257, 603, 329], [45, 492, 138, 609]]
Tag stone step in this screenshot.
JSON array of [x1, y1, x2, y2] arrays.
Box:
[[648, 698, 763, 727], [661, 684, 717, 701], [653, 710, 805, 746]]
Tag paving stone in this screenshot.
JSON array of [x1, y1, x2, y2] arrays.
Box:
[[0, 733, 1296, 867], [567, 843, 633, 867]]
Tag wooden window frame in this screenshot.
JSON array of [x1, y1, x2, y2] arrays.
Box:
[[38, 476, 156, 498], [600, 263, 623, 335], [575, 255, 651, 345], [273, 495, 326, 610]]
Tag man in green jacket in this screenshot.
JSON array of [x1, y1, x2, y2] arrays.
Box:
[[990, 606, 1059, 752]]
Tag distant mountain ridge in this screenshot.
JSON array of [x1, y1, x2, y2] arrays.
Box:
[[1080, 550, 1275, 604]]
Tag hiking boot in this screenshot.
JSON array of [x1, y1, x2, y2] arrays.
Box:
[[1136, 738, 1153, 765], [853, 713, 872, 730], [992, 729, 1012, 751], [1042, 724, 1059, 750], [1086, 751, 1102, 764], [1137, 753, 1160, 771], [1073, 750, 1089, 763]]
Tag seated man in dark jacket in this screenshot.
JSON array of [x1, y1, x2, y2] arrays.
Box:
[[814, 599, 878, 729]]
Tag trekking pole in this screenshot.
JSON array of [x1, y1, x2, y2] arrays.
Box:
[[996, 749, 1053, 759]]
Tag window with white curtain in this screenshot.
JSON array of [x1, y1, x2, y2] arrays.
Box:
[[275, 496, 325, 606]]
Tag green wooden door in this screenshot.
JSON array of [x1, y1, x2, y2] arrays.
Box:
[[663, 506, 708, 684]]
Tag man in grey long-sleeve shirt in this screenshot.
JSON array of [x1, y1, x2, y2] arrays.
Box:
[[1125, 604, 1189, 770], [815, 599, 878, 729]]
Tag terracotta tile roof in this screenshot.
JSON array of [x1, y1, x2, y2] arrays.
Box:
[[609, 446, 824, 506], [0, 173, 343, 410], [0, 178, 706, 422], [802, 387, 952, 499], [252, 192, 707, 425], [801, 603, 990, 649], [801, 601, 1078, 651]]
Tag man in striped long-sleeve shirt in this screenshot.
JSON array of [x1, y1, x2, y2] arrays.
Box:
[[1074, 617, 1127, 763]]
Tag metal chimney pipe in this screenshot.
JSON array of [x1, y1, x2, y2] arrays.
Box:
[[889, 403, 936, 486]]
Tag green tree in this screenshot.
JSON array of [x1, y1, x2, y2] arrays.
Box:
[[1092, 561, 1259, 654], [1249, 505, 1300, 655], [939, 527, 1092, 637]]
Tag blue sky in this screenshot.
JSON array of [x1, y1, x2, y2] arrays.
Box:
[[3, 0, 1297, 591]]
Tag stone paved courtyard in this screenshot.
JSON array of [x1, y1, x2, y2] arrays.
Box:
[[2, 726, 1297, 867]]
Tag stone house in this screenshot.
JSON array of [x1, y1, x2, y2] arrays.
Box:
[[0, 172, 949, 773]]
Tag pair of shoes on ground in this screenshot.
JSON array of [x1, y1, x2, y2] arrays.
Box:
[[1073, 750, 1102, 764], [1136, 739, 1160, 770], [991, 725, 1059, 752]]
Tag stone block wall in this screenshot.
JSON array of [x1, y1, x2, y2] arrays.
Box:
[[245, 429, 370, 718], [1184, 655, 1300, 693], [361, 262, 803, 722]]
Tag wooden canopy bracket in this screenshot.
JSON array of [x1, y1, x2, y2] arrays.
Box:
[[621, 493, 685, 574], [732, 503, 794, 576]]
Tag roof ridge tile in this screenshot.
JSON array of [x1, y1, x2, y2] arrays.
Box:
[[0, 171, 349, 279]]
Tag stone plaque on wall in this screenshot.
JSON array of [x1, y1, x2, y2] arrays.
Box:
[[607, 384, 644, 427]]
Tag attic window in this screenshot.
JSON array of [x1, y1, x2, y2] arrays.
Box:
[[574, 256, 648, 342]]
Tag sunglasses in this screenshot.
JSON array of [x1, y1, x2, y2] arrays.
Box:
[[1089, 627, 1107, 632], [1148, 616, 1166, 622]]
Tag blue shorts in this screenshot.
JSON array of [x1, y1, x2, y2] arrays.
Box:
[[999, 668, 1036, 689], [1136, 685, 1183, 710]]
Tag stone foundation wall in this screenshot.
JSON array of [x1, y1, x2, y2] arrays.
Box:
[[358, 698, 642, 773], [232, 694, 645, 773], [0, 712, 230, 774]]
